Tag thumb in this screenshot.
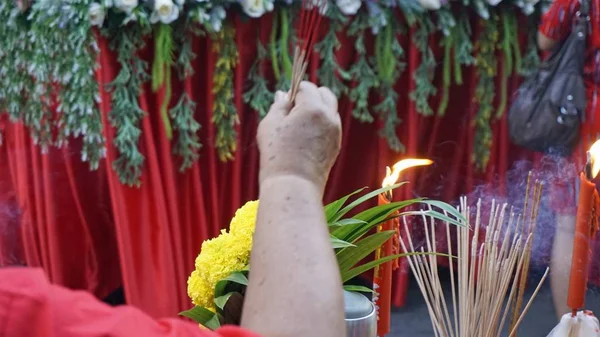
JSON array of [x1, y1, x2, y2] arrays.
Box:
[[268, 91, 292, 116]]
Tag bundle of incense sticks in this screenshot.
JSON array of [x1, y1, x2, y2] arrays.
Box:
[[289, 0, 326, 102], [401, 176, 548, 337]]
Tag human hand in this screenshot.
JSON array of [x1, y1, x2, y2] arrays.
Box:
[[257, 81, 342, 192]]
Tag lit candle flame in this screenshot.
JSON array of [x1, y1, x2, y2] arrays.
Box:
[[590, 140, 600, 179], [382, 158, 433, 188]]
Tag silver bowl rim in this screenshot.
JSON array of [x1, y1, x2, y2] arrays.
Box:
[[344, 300, 376, 322]]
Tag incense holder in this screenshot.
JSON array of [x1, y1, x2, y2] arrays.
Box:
[[344, 291, 377, 337]]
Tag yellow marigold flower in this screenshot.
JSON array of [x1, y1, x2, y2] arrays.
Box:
[[187, 200, 259, 312]]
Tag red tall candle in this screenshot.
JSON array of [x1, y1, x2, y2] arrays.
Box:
[[373, 193, 398, 337], [567, 172, 600, 314]]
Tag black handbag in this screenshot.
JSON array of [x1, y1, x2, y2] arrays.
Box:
[[508, 0, 589, 155]]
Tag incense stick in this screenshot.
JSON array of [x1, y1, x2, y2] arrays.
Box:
[[289, 0, 326, 102], [403, 186, 547, 337]]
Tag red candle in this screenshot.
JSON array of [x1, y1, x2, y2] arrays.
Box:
[[567, 171, 600, 315], [373, 159, 432, 336], [373, 193, 396, 337]]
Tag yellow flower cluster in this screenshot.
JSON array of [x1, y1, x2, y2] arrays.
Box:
[[187, 200, 258, 312]]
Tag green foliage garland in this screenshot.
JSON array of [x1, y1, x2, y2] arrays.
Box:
[[374, 14, 406, 153], [0, 1, 551, 185], [105, 26, 150, 186], [473, 16, 500, 171], [409, 16, 437, 117], [172, 22, 203, 172], [212, 23, 239, 162], [315, 5, 351, 97], [347, 11, 379, 123], [243, 41, 274, 119]]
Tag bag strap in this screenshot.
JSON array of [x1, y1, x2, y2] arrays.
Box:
[[580, 0, 591, 18]]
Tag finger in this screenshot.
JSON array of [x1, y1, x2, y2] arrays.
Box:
[[293, 81, 321, 110], [317, 86, 338, 113], [267, 91, 292, 117]]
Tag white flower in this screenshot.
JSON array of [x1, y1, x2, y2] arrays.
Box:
[[103, 0, 113, 7], [241, 0, 274, 18], [89, 2, 106, 26], [175, 0, 185, 5], [114, 0, 138, 13], [418, 0, 441, 10], [335, 0, 361, 15], [151, 0, 180, 24], [488, 0, 502, 6]]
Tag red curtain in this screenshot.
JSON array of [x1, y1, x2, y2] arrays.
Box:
[[0, 15, 539, 318]]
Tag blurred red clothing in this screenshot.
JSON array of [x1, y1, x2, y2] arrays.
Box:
[[539, 0, 600, 172], [539, 0, 600, 285], [0, 268, 260, 337]]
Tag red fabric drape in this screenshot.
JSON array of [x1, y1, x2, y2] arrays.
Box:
[[0, 15, 542, 317]]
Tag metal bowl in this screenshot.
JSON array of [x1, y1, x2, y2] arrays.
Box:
[[344, 291, 377, 337]]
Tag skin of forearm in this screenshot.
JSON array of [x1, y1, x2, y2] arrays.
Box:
[[241, 175, 346, 337]]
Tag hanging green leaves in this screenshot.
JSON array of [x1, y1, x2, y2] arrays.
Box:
[[243, 41, 274, 119], [152, 24, 175, 139], [171, 23, 202, 172], [0, 0, 552, 184], [105, 26, 151, 186], [315, 5, 351, 97], [374, 13, 406, 152], [348, 11, 379, 123], [473, 16, 500, 171], [212, 23, 239, 162], [496, 10, 520, 119], [437, 13, 474, 116], [409, 16, 437, 117]]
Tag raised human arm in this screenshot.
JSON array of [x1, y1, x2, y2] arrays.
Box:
[[241, 82, 346, 337], [538, 32, 559, 51], [537, 0, 578, 51]]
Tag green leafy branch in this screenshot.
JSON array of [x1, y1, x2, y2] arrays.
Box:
[[496, 10, 520, 119], [374, 12, 406, 152], [473, 16, 500, 171], [152, 23, 175, 139], [105, 26, 151, 186], [315, 5, 351, 97], [212, 23, 239, 162], [171, 22, 203, 172], [347, 12, 379, 123], [409, 16, 437, 117], [437, 13, 474, 116], [243, 41, 274, 119]]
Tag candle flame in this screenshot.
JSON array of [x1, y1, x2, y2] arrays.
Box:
[[590, 140, 600, 179], [382, 158, 433, 188]]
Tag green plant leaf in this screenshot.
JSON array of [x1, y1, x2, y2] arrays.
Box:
[[324, 188, 366, 223], [334, 184, 405, 221], [330, 236, 355, 249], [214, 271, 248, 299], [341, 254, 401, 283], [333, 219, 368, 227], [341, 252, 452, 283], [332, 199, 423, 243], [215, 292, 236, 310], [418, 199, 465, 223], [398, 210, 465, 227], [337, 231, 395, 274], [343, 285, 374, 293], [179, 306, 222, 330]]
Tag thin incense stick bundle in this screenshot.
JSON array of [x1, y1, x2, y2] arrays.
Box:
[[400, 177, 547, 337], [289, 0, 326, 102]]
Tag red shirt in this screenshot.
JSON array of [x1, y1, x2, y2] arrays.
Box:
[[0, 268, 260, 337]]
